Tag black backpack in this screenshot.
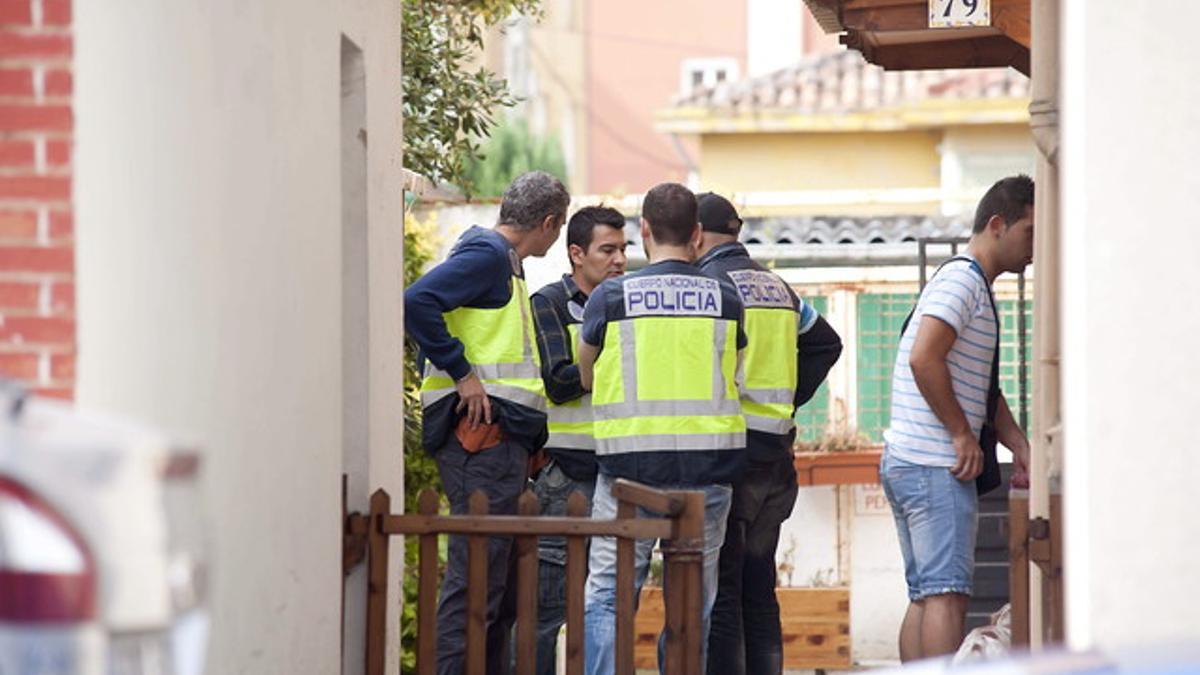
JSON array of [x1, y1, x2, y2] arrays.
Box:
[[898, 256, 1003, 496]]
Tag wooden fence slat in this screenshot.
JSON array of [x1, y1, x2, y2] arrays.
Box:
[[466, 491, 490, 675], [615, 499, 636, 675], [1047, 492, 1064, 642], [1009, 491, 1030, 647], [515, 491, 540, 675], [565, 491, 589, 675], [684, 541, 704, 673], [661, 491, 704, 675], [611, 479, 684, 516], [417, 489, 440, 675], [365, 489, 391, 675]]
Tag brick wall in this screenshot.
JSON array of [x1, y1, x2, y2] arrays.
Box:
[[0, 0, 73, 399]]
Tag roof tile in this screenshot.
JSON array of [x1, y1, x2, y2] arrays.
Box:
[[674, 50, 1028, 113]]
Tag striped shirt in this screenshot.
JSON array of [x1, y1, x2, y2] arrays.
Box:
[[883, 257, 997, 467]]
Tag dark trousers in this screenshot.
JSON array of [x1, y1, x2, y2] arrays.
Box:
[[435, 436, 528, 675], [706, 455, 799, 675], [529, 462, 595, 675]]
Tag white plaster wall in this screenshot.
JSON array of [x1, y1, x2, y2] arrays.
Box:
[[1061, 0, 1200, 651], [848, 484, 906, 664], [776, 484, 906, 665], [777, 486, 839, 588], [75, 1, 403, 672], [341, 2, 405, 671]]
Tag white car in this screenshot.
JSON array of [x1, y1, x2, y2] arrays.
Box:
[[0, 381, 208, 675]]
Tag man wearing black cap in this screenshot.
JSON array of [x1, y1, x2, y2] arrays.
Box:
[[695, 192, 843, 675]]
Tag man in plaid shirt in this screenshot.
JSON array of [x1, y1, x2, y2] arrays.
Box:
[[528, 205, 627, 675]]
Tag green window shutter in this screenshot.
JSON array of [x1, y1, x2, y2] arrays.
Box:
[[793, 295, 830, 442], [997, 298, 1035, 432], [856, 293, 918, 442], [852, 292, 1035, 445]]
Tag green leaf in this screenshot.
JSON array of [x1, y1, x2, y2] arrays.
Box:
[[401, 0, 543, 195]]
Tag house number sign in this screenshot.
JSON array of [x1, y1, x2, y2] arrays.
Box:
[[928, 0, 992, 28]]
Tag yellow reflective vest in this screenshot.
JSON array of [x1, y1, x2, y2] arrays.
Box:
[[419, 274, 547, 414], [545, 323, 594, 450], [590, 270, 746, 457], [726, 268, 801, 435]]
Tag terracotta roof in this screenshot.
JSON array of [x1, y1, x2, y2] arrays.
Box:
[[736, 214, 969, 245], [622, 213, 970, 247], [672, 49, 1028, 114]]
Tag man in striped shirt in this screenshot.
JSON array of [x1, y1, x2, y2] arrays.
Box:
[[881, 175, 1034, 661]]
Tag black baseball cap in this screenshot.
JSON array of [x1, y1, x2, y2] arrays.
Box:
[[696, 192, 742, 235]]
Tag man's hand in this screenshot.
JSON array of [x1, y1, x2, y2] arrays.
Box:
[[950, 431, 983, 482], [454, 372, 491, 429], [1010, 440, 1031, 489], [994, 396, 1031, 489]]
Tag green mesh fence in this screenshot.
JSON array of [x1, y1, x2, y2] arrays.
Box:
[[793, 295, 830, 442], [855, 291, 1034, 442]]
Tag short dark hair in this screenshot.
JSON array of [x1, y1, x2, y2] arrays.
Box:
[[498, 171, 570, 230], [567, 206, 626, 253], [973, 174, 1035, 233], [640, 183, 697, 246]]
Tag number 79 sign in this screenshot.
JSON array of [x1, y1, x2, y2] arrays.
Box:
[[928, 0, 991, 28]]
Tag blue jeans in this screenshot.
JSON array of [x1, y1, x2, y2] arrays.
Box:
[[583, 472, 732, 675], [880, 450, 978, 600], [531, 462, 595, 675], [707, 454, 798, 675]]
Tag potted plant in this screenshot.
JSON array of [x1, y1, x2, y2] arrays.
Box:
[[793, 415, 883, 487]]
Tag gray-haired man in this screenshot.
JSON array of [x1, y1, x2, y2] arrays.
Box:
[[406, 171, 569, 674]]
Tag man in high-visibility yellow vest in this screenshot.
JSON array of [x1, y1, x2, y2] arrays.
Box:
[[405, 171, 568, 675], [576, 183, 747, 675], [529, 206, 627, 675], [694, 193, 843, 675]]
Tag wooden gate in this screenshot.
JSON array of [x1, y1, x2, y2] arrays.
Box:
[[351, 478, 706, 675]]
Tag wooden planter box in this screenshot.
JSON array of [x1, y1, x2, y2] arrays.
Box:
[[793, 447, 883, 486], [633, 586, 850, 670]]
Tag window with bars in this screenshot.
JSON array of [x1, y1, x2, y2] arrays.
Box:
[[855, 292, 1035, 442], [793, 295, 830, 442], [997, 298, 1034, 432], [856, 293, 918, 441]]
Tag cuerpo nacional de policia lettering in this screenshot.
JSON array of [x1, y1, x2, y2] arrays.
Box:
[[623, 274, 723, 316], [726, 269, 795, 309]]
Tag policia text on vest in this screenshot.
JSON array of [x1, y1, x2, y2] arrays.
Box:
[[579, 260, 748, 487], [623, 274, 722, 316]]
